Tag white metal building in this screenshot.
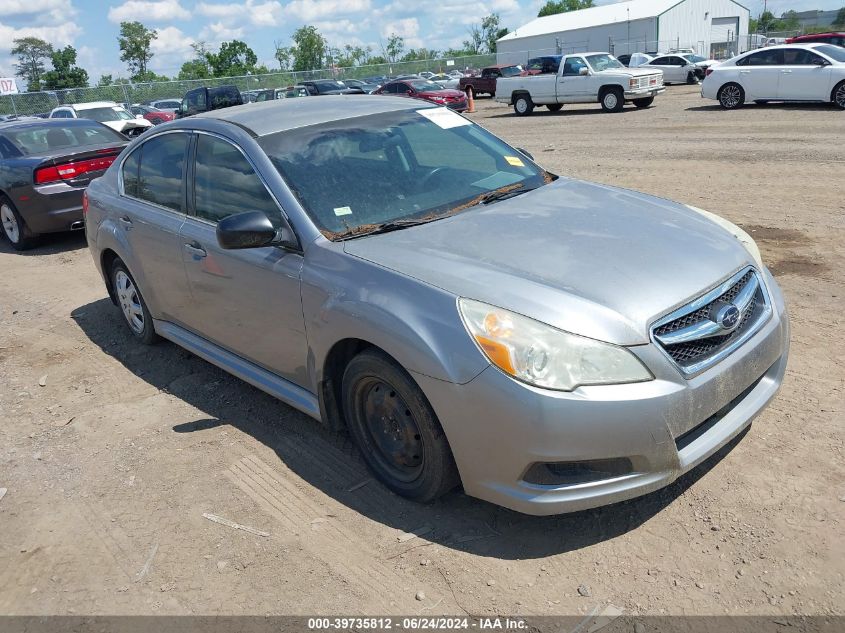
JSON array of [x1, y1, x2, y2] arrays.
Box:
[[497, 0, 750, 63]]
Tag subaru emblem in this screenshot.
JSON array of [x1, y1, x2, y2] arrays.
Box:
[[716, 304, 741, 330]]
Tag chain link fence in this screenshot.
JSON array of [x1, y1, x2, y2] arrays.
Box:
[[0, 54, 497, 116]]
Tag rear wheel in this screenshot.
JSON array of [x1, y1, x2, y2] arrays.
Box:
[[832, 81, 845, 110], [513, 93, 534, 116], [600, 87, 625, 113], [633, 96, 654, 108], [110, 259, 159, 344], [718, 83, 745, 109], [0, 195, 37, 251], [546, 103, 563, 112], [342, 349, 460, 502]]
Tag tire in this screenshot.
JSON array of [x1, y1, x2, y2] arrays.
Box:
[[633, 96, 654, 108], [110, 258, 159, 345], [125, 127, 144, 138], [718, 83, 745, 109], [513, 93, 534, 116], [546, 103, 563, 112], [342, 349, 460, 502], [0, 195, 38, 251], [600, 87, 625, 113], [686, 71, 699, 85], [832, 81, 845, 110]]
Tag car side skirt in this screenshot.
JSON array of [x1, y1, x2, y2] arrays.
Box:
[[154, 320, 321, 421]]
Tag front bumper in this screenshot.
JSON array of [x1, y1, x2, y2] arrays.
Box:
[[624, 86, 665, 99], [416, 269, 789, 515]]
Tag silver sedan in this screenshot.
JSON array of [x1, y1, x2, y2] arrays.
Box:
[[85, 96, 789, 515]]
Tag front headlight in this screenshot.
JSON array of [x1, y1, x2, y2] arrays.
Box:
[[686, 205, 764, 271], [458, 299, 653, 391]]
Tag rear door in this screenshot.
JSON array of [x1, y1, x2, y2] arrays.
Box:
[[648, 56, 684, 82], [117, 131, 193, 323], [778, 47, 833, 100], [178, 132, 308, 386]]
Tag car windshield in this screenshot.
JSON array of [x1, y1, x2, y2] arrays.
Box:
[[586, 54, 624, 71], [258, 108, 553, 239], [78, 107, 133, 122], [3, 123, 125, 155], [814, 44, 845, 62], [409, 80, 445, 91]]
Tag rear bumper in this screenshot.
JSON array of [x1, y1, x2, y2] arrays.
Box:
[[415, 268, 789, 515], [15, 183, 85, 234]]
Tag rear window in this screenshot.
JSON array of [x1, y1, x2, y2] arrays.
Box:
[[3, 123, 125, 155]]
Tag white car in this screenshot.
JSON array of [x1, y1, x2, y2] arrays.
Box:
[[49, 102, 152, 137], [702, 43, 845, 109], [628, 52, 654, 67], [642, 53, 701, 84]]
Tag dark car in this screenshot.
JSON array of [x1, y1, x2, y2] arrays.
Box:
[[299, 80, 365, 96], [0, 119, 128, 250], [459, 64, 523, 97], [786, 32, 845, 47], [130, 105, 176, 125], [177, 85, 243, 118], [522, 55, 563, 75], [375, 79, 468, 111]]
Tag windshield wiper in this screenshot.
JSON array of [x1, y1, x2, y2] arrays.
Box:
[[336, 217, 437, 240], [478, 184, 537, 205]]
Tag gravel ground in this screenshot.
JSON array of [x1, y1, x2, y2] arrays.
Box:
[[0, 85, 842, 621]]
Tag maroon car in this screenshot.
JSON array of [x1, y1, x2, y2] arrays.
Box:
[[459, 64, 523, 97], [374, 79, 468, 112], [786, 32, 845, 47]]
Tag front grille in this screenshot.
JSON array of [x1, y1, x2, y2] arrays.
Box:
[[652, 268, 771, 376], [635, 75, 662, 89]]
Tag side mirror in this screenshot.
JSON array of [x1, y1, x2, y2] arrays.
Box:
[[578, 67, 590, 76], [217, 211, 297, 250]]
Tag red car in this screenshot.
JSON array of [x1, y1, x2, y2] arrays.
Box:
[[786, 32, 845, 47], [374, 79, 468, 112], [129, 105, 176, 125]]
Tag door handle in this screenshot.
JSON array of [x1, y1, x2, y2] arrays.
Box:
[[781, 70, 792, 73], [740, 70, 751, 74], [184, 242, 207, 258], [118, 216, 133, 230]]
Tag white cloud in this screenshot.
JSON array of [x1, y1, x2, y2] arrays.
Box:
[[197, 0, 283, 26], [107, 0, 190, 24], [381, 17, 422, 48], [199, 21, 246, 43], [151, 26, 195, 56], [284, 0, 371, 21], [0, 21, 81, 54], [0, 0, 69, 16]]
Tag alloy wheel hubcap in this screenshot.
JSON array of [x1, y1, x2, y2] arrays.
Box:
[[836, 86, 845, 107], [361, 380, 423, 482], [516, 99, 527, 113], [605, 93, 618, 108], [722, 86, 740, 107], [115, 270, 144, 334], [1, 204, 19, 243]]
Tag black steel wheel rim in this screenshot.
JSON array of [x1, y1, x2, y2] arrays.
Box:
[[356, 378, 424, 483]]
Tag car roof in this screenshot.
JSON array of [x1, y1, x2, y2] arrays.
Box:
[[747, 43, 833, 51], [0, 117, 106, 131], [192, 94, 436, 137], [60, 101, 120, 110]]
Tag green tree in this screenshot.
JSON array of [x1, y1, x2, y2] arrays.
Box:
[[274, 41, 293, 70], [41, 46, 89, 90], [383, 33, 405, 63], [118, 21, 157, 80], [836, 7, 845, 26], [11, 37, 53, 92], [178, 42, 212, 79], [208, 40, 258, 76], [400, 48, 439, 62], [481, 14, 508, 53], [290, 26, 326, 71], [537, 0, 594, 18], [463, 25, 483, 55]]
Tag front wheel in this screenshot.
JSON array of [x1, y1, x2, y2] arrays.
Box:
[[342, 349, 460, 502], [686, 71, 699, 85], [633, 96, 654, 108], [513, 93, 534, 116], [547, 103, 563, 112], [0, 196, 38, 251], [718, 83, 745, 109], [832, 81, 845, 110], [111, 259, 159, 344], [600, 88, 625, 113], [125, 127, 145, 138]]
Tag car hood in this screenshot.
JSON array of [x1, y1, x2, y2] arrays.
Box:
[[101, 119, 151, 132], [343, 178, 754, 345], [623, 67, 664, 77], [421, 89, 466, 97]]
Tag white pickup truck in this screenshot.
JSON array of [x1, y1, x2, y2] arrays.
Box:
[[495, 52, 665, 115]]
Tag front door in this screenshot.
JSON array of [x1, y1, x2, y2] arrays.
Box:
[[558, 56, 591, 100], [778, 48, 833, 101], [178, 133, 308, 387]]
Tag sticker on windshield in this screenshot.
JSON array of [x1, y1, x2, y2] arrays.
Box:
[[334, 206, 353, 216], [416, 108, 471, 129], [504, 156, 525, 167]]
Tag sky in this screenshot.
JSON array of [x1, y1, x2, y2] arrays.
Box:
[[0, 0, 843, 85]]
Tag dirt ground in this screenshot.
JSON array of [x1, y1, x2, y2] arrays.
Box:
[[0, 85, 843, 621]]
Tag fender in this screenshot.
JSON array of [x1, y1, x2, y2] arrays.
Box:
[[301, 243, 489, 391]]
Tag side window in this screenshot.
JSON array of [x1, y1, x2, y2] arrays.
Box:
[[187, 89, 207, 110], [193, 135, 281, 226], [740, 50, 784, 66], [783, 49, 824, 65], [134, 133, 188, 211], [122, 148, 141, 198], [562, 57, 587, 76]]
